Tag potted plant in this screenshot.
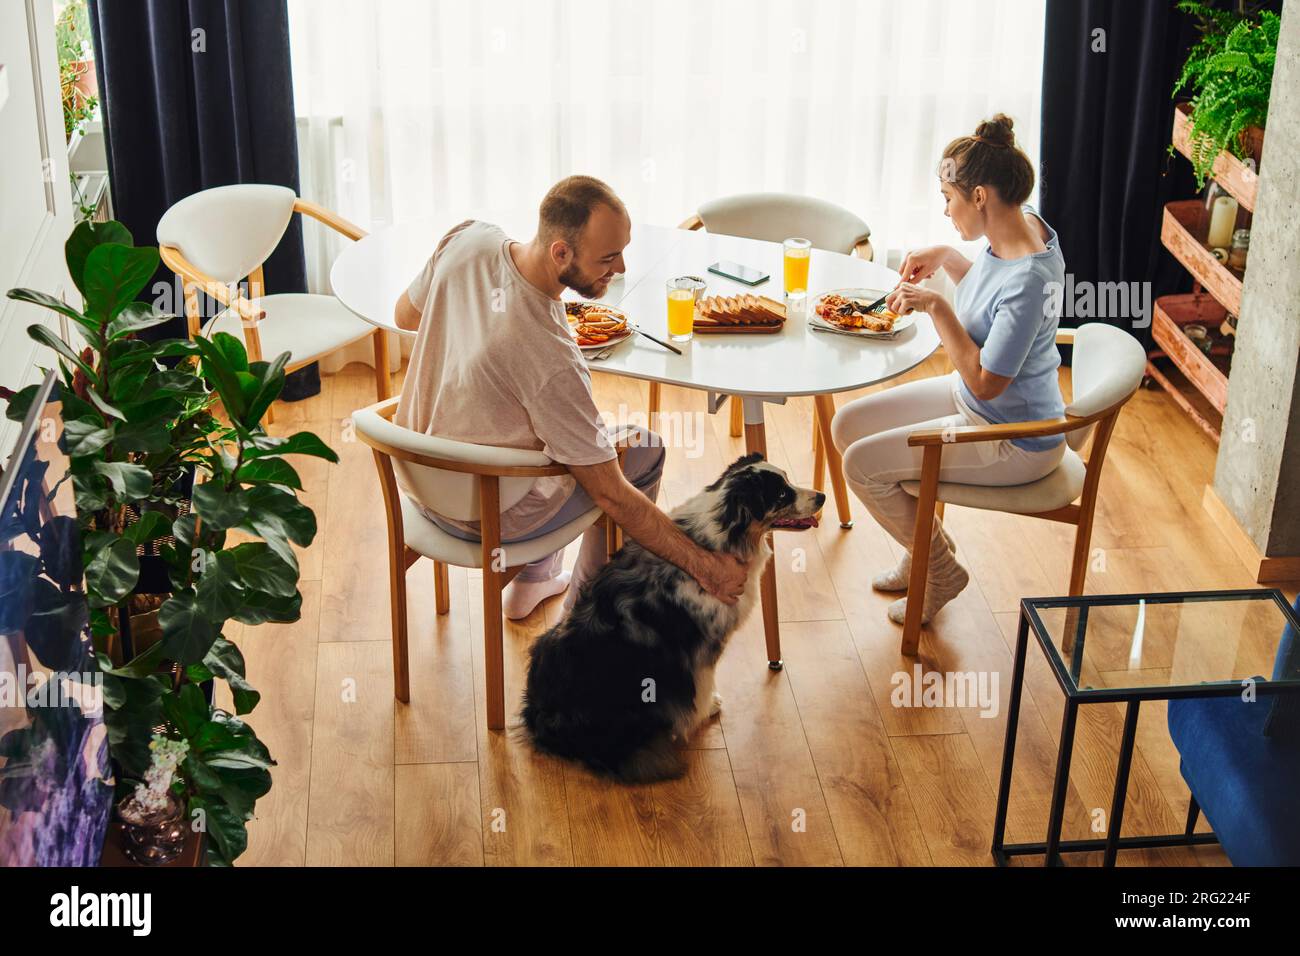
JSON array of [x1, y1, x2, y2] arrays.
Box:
[[116, 735, 190, 864], [1172, 1, 1280, 188], [57, 0, 97, 144], [4, 219, 337, 865]]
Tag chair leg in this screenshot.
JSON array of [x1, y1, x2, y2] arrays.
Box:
[[605, 514, 618, 560], [902, 446, 942, 656], [1069, 412, 1117, 596], [812, 394, 853, 529], [1067, 513, 1095, 596], [812, 422, 826, 519], [729, 395, 743, 438], [479, 475, 507, 731], [433, 560, 450, 615], [482, 572, 506, 731], [648, 382, 660, 431], [372, 329, 393, 401], [264, 402, 276, 426], [759, 531, 780, 663], [372, 448, 410, 701], [935, 501, 946, 522], [388, 544, 411, 703]]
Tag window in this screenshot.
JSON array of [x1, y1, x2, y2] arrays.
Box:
[[289, 0, 1045, 282]]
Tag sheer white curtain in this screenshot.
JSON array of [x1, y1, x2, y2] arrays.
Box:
[[288, 0, 1045, 368]]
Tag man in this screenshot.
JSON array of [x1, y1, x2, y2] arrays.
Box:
[[393, 175, 747, 619]]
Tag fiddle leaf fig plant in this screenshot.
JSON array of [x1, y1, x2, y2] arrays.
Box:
[[4, 219, 338, 865], [1172, 1, 1280, 188]]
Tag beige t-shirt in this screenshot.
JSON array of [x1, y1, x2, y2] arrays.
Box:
[[395, 220, 616, 538]]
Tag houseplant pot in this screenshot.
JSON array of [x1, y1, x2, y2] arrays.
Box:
[[116, 791, 187, 865]]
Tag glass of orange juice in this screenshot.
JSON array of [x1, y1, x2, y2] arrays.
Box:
[[783, 237, 811, 315], [666, 277, 696, 342]]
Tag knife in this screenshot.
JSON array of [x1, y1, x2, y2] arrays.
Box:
[[858, 289, 893, 314], [628, 324, 684, 355]]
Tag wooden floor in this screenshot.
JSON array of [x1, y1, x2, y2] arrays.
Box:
[[219, 354, 1296, 866]]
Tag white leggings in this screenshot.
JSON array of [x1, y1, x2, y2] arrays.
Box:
[[830, 373, 1065, 558]]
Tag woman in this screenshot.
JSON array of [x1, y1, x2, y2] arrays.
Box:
[[831, 114, 1066, 627]]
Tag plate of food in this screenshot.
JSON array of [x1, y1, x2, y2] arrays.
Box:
[[812, 288, 914, 337], [565, 301, 632, 350]]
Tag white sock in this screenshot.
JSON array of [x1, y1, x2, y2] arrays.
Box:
[[872, 553, 912, 592], [886, 557, 969, 625], [941, 525, 956, 555], [503, 571, 572, 621], [872, 528, 957, 593]]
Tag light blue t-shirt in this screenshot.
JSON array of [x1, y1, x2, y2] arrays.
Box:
[[952, 205, 1065, 452]]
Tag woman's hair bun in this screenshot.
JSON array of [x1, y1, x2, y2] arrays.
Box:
[[974, 114, 1016, 148], [942, 112, 1033, 204]]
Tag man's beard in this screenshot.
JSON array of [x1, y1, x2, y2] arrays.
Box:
[[558, 264, 608, 300]]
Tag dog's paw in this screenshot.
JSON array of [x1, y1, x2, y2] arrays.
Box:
[[709, 691, 723, 717]]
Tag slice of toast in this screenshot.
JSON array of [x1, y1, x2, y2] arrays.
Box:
[[693, 293, 786, 328], [755, 296, 786, 323]]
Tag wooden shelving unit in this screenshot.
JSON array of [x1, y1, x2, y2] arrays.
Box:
[[1160, 200, 1245, 315], [1171, 102, 1260, 211], [1151, 105, 1262, 442], [1150, 294, 1230, 439]]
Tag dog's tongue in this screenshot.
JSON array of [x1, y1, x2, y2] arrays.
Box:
[[772, 515, 819, 530]]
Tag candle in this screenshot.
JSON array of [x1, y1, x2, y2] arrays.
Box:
[[1207, 195, 1238, 250]]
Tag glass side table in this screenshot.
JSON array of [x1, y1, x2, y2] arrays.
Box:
[[992, 588, 1300, 867]]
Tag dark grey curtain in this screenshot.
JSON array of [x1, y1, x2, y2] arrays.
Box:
[[1038, 0, 1204, 349]]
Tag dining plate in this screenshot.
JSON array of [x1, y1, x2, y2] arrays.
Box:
[[576, 328, 632, 351], [567, 302, 632, 350], [812, 287, 915, 337]]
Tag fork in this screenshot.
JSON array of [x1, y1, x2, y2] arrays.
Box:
[[588, 345, 616, 362]]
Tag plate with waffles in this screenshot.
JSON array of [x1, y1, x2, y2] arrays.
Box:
[[812, 288, 913, 337], [565, 301, 632, 350], [694, 294, 786, 333]]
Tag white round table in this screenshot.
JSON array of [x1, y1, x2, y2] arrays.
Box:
[[332, 217, 940, 664]]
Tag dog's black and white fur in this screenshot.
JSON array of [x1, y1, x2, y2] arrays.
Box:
[[522, 452, 824, 782]]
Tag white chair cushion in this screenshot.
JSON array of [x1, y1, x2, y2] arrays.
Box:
[[900, 446, 1086, 515], [697, 192, 871, 254], [203, 293, 374, 368], [399, 495, 602, 568], [157, 183, 298, 283]]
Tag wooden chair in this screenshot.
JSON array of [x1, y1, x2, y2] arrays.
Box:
[[352, 398, 610, 730], [158, 183, 390, 423], [896, 324, 1149, 655], [663, 192, 873, 528]]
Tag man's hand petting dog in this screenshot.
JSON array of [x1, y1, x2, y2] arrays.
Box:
[[694, 550, 749, 604]]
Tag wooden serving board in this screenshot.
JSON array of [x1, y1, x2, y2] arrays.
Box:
[[693, 321, 784, 334], [694, 293, 786, 333]]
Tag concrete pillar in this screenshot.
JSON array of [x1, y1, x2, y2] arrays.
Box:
[[1210, 0, 1300, 578]]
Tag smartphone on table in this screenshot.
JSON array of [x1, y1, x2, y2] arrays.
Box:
[[708, 261, 769, 286]]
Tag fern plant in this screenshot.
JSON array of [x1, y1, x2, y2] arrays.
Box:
[[1172, 1, 1280, 188]]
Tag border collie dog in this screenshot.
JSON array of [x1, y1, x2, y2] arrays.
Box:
[[522, 452, 824, 782]]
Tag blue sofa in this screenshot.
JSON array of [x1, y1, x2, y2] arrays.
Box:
[[1167, 595, 1300, 866]]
